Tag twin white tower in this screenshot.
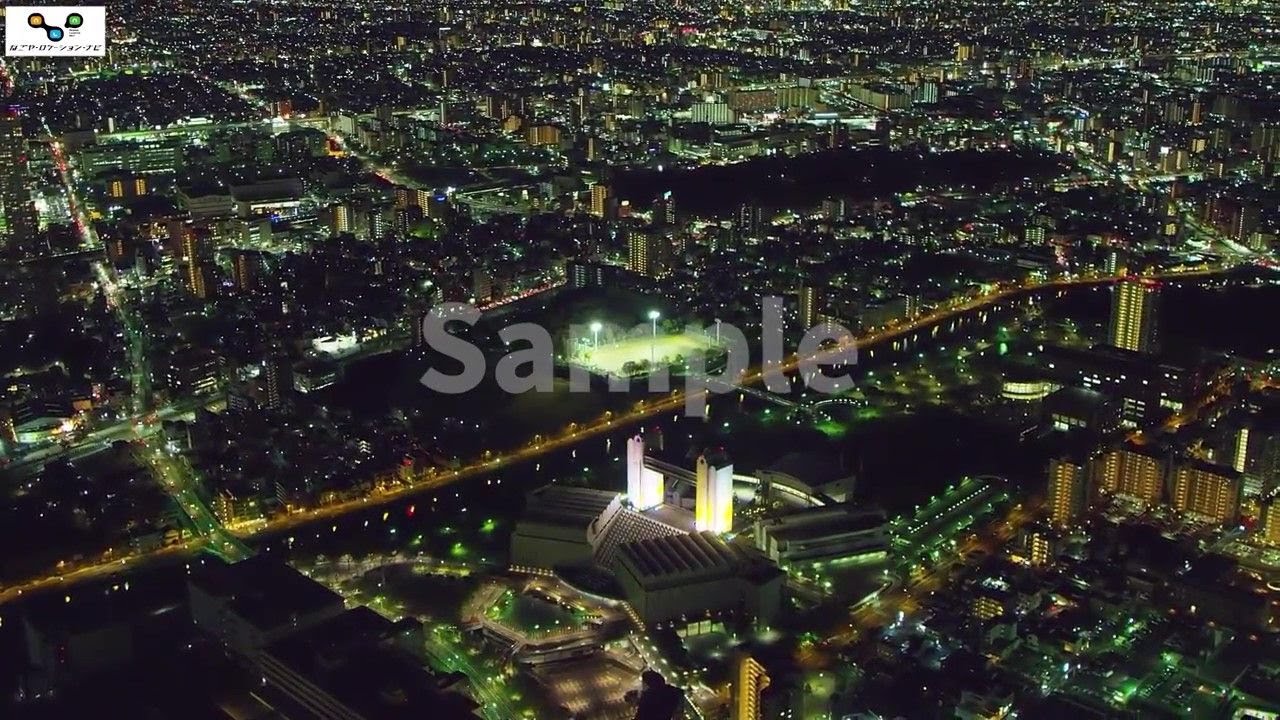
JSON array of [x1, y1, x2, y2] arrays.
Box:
[[695, 454, 734, 534], [626, 434, 666, 510], [626, 435, 733, 534]]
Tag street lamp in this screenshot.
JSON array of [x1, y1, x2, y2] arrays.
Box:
[[648, 310, 660, 364], [590, 321, 602, 348]]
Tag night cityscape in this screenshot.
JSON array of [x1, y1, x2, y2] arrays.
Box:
[[0, 1, 1279, 718]]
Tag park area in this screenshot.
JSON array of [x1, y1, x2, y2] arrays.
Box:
[[572, 333, 716, 377]]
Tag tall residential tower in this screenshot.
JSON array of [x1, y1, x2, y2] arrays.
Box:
[[1108, 277, 1160, 353], [0, 111, 37, 251]]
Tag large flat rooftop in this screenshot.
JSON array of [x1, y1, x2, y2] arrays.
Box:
[[266, 607, 478, 720], [761, 505, 887, 544], [617, 532, 781, 588], [521, 485, 620, 527], [190, 555, 343, 631]]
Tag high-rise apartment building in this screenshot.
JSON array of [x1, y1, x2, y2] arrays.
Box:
[[1259, 496, 1280, 547], [263, 351, 292, 411], [1170, 459, 1241, 524], [798, 285, 821, 330], [589, 183, 610, 218], [0, 111, 37, 250], [628, 228, 665, 278], [1096, 443, 1166, 505], [230, 249, 260, 294], [731, 654, 770, 720], [181, 228, 211, 299], [1047, 456, 1089, 528], [1108, 277, 1160, 353], [653, 190, 676, 227]]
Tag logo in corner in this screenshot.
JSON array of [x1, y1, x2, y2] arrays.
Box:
[[27, 12, 84, 42], [6, 6, 105, 57]]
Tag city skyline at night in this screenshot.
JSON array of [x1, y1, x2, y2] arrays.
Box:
[[0, 2, 1278, 719]]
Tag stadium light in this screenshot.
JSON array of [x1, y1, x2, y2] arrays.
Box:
[[648, 311, 660, 363]]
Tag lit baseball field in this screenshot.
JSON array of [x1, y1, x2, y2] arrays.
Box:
[[574, 334, 715, 376]]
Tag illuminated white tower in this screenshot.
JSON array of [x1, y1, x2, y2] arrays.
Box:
[[626, 435, 664, 509], [695, 454, 733, 533]]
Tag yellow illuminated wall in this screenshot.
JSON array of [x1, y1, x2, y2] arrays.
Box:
[[731, 655, 769, 720], [695, 455, 733, 533]]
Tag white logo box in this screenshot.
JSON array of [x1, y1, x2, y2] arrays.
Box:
[[5, 6, 106, 57]]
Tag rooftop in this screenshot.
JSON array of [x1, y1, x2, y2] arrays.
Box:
[[617, 532, 782, 589], [189, 555, 343, 631], [766, 452, 854, 489], [1044, 386, 1116, 415], [523, 485, 620, 527], [759, 505, 887, 543], [266, 607, 478, 720], [590, 498, 685, 572]]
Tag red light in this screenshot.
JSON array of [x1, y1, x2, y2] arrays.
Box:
[[406, 504, 415, 517]]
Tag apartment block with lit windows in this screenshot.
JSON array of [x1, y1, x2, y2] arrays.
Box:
[[1047, 456, 1090, 528], [1095, 442, 1168, 506], [1170, 459, 1241, 524], [1108, 277, 1160, 354], [627, 227, 667, 279], [1259, 496, 1280, 547], [731, 654, 770, 720]]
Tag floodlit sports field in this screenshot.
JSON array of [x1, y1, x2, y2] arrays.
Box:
[[574, 334, 714, 376]]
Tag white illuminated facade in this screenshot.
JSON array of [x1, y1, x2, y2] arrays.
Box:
[[696, 455, 734, 533], [626, 435, 664, 510]]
